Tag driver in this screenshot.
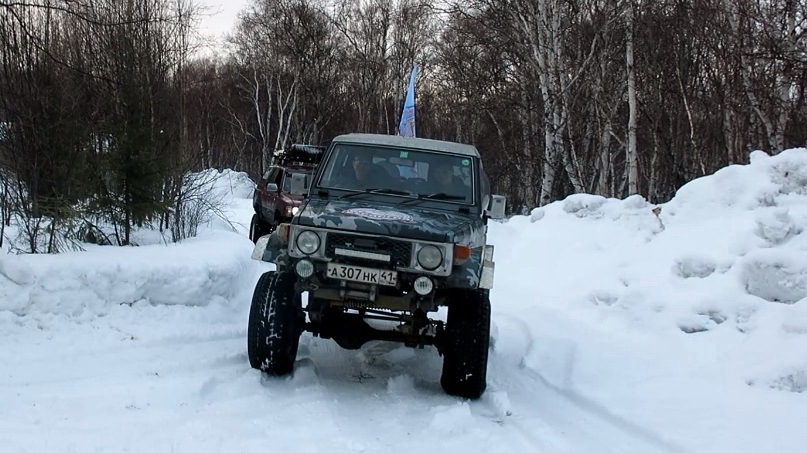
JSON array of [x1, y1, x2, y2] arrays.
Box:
[[346, 151, 385, 189]]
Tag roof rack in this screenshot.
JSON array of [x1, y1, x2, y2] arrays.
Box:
[[274, 143, 325, 167]]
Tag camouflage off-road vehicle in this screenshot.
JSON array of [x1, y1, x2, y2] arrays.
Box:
[[247, 133, 506, 399]]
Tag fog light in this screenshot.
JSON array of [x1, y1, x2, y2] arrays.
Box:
[[413, 276, 433, 295], [295, 259, 314, 278]]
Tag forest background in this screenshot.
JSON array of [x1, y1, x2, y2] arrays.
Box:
[[1, 0, 804, 252]]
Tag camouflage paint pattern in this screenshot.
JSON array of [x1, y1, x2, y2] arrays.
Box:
[[259, 231, 287, 264], [296, 199, 487, 246], [445, 246, 485, 289]]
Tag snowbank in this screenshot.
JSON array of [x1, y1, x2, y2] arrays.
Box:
[[201, 167, 256, 201], [489, 148, 807, 453], [0, 169, 259, 317], [0, 231, 257, 316]]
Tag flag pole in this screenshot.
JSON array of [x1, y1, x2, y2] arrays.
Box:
[[398, 63, 418, 138]]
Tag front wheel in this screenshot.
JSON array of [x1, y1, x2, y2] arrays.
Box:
[[247, 271, 304, 375], [249, 214, 271, 243], [440, 289, 491, 399]]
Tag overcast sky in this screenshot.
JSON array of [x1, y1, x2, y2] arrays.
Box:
[[195, 0, 250, 57]]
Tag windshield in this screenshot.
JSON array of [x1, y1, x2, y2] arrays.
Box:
[[282, 170, 312, 193], [318, 144, 475, 204]]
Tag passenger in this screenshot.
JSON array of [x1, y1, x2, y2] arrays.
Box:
[[429, 162, 466, 199]]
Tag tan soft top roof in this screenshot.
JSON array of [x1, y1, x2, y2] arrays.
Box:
[[332, 133, 480, 158]]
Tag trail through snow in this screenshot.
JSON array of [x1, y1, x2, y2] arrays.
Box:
[[2, 296, 684, 453]]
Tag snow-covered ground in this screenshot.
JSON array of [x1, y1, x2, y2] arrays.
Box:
[[2, 150, 806, 452]]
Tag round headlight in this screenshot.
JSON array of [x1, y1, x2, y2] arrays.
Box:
[[292, 206, 300, 215], [296, 230, 320, 255], [417, 245, 443, 270]]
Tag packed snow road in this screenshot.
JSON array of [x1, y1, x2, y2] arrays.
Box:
[[0, 286, 683, 453]]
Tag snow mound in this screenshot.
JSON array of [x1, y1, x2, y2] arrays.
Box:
[[665, 149, 807, 214], [205, 168, 255, 200], [0, 231, 256, 316], [490, 148, 807, 453], [0, 167, 260, 317]]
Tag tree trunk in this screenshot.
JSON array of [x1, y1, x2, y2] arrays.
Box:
[[598, 120, 613, 196], [626, 0, 639, 195]]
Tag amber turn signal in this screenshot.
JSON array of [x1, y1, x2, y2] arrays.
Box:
[[453, 245, 472, 265]]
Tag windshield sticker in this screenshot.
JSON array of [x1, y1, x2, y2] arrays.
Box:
[[343, 208, 415, 223], [400, 151, 409, 158], [462, 159, 470, 166]]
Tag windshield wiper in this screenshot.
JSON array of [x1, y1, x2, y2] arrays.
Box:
[[401, 192, 466, 205], [338, 188, 413, 200]]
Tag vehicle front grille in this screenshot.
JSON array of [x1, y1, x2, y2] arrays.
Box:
[[325, 233, 412, 268]]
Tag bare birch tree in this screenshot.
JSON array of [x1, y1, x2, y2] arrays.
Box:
[[625, 0, 639, 195]]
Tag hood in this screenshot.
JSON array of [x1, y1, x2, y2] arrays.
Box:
[[282, 194, 304, 206], [297, 198, 484, 244]]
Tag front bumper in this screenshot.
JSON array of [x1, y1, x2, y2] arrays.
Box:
[[287, 225, 455, 277], [250, 227, 494, 295]]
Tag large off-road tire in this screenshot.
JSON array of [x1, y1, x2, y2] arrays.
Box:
[[249, 214, 271, 244], [247, 271, 304, 375], [440, 289, 491, 399]]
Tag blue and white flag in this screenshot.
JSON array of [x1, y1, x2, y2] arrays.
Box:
[[398, 64, 418, 138]]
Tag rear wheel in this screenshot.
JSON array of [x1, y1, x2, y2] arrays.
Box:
[[247, 271, 304, 375], [440, 289, 491, 399]]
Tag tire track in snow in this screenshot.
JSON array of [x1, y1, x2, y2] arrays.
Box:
[[292, 316, 686, 453], [299, 335, 527, 452], [488, 313, 689, 453], [4, 303, 689, 453]]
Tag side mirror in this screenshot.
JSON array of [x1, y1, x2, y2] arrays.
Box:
[[266, 183, 279, 192], [486, 195, 506, 220], [289, 173, 309, 195]]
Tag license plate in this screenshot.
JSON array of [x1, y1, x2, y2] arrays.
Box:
[[326, 263, 397, 286]]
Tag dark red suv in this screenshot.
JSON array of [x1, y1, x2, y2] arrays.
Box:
[[249, 144, 324, 243]]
